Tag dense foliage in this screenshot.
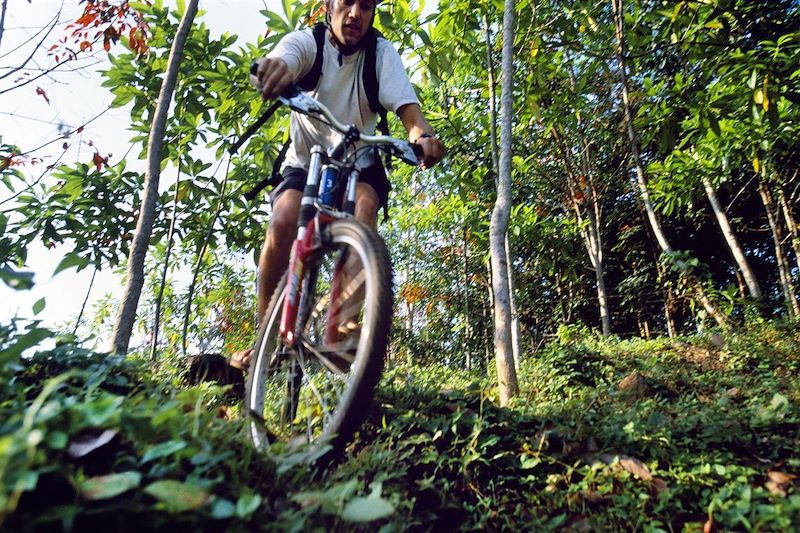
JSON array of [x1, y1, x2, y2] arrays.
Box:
[[1, 322, 798, 529]]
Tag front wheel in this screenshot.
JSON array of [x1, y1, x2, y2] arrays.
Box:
[[244, 218, 393, 463]]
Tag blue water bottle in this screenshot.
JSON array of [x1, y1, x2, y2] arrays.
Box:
[[319, 165, 337, 206]]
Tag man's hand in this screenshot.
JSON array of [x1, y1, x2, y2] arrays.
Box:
[[415, 135, 445, 170], [397, 103, 446, 170], [251, 57, 294, 100]]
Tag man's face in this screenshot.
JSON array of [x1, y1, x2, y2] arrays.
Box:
[[328, 0, 375, 50]]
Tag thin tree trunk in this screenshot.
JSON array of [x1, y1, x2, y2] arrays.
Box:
[[702, 175, 762, 300], [404, 300, 414, 366], [569, 60, 611, 335], [490, 0, 519, 406], [72, 267, 98, 337], [111, 0, 199, 354], [612, 0, 729, 329], [505, 235, 521, 369], [485, 12, 521, 367], [663, 282, 678, 338], [484, 12, 500, 183], [462, 224, 468, 368], [552, 127, 611, 335], [778, 184, 800, 277], [150, 146, 183, 361], [758, 180, 800, 317], [0, 0, 9, 52]]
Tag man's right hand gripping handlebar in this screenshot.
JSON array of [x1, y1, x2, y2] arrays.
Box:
[[250, 58, 294, 100]]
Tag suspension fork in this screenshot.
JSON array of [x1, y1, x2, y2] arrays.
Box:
[[324, 168, 360, 344], [280, 146, 324, 346]]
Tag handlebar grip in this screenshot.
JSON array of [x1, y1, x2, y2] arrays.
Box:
[[411, 143, 424, 158]]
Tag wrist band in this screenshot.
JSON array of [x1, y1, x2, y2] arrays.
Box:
[[415, 133, 434, 142]]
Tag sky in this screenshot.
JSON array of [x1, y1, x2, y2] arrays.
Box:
[[0, 0, 279, 339]]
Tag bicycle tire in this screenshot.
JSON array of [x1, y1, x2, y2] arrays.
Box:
[[244, 218, 393, 463]]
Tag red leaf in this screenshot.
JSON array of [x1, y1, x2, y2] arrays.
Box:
[[104, 37, 111, 52], [76, 126, 84, 134], [80, 40, 92, 52], [92, 152, 108, 172], [35, 86, 50, 105], [62, 142, 69, 149]]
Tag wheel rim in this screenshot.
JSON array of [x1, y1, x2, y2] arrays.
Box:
[[247, 228, 377, 455]]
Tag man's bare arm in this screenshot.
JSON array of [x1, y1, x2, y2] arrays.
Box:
[[397, 103, 445, 169]]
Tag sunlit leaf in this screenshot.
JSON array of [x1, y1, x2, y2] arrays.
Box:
[[81, 472, 142, 500], [144, 480, 209, 512]]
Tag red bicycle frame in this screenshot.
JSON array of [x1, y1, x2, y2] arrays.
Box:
[[279, 211, 339, 346]]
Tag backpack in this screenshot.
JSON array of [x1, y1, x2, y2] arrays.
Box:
[[246, 23, 390, 202]]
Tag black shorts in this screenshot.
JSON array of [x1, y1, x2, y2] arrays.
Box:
[[270, 165, 391, 212]]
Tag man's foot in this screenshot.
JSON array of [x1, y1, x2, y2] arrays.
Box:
[[229, 348, 254, 370]]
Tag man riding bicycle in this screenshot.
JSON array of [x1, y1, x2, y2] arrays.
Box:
[[230, 0, 445, 369]]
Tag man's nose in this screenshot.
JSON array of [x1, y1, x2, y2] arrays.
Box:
[[347, 4, 362, 18]]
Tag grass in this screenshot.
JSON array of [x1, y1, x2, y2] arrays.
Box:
[[1, 320, 798, 531]]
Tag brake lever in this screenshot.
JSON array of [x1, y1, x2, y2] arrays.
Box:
[[391, 140, 423, 166]]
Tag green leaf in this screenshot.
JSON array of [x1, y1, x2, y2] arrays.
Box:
[[0, 326, 51, 363], [53, 253, 90, 276], [32, 297, 46, 315], [128, 1, 152, 14], [341, 484, 395, 523], [141, 440, 187, 463], [144, 480, 209, 512], [0, 266, 34, 290], [81, 472, 142, 500], [235, 493, 261, 518], [211, 498, 236, 519]]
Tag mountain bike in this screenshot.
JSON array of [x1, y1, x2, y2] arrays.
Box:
[[243, 78, 422, 463]]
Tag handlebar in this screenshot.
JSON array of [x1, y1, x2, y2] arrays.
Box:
[[250, 62, 422, 166]]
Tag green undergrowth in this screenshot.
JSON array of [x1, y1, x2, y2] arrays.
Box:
[[1, 321, 798, 531]]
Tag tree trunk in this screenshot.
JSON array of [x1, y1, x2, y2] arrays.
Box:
[[150, 149, 183, 361], [552, 127, 611, 335], [570, 61, 611, 335], [490, 0, 519, 405], [110, 0, 199, 354], [702, 175, 762, 300], [485, 12, 521, 368], [777, 184, 800, 278], [758, 180, 800, 318], [612, 0, 729, 329], [463, 224, 471, 370]]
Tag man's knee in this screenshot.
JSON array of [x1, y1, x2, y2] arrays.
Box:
[[267, 190, 302, 242], [355, 183, 379, 226]]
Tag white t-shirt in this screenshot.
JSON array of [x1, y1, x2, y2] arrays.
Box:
[[267, 27, 420, 170]]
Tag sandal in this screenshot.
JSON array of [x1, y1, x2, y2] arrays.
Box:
[[228, 348, 253, 370]]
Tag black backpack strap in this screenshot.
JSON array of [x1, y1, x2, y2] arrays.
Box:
[[362, 28, 392, 171], [298, 23, 327, 91]]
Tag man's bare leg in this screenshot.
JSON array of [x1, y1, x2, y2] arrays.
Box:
[[230, 189, 302, 369], [257, 189, 303, 317], [354, 182, 379, 228]]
